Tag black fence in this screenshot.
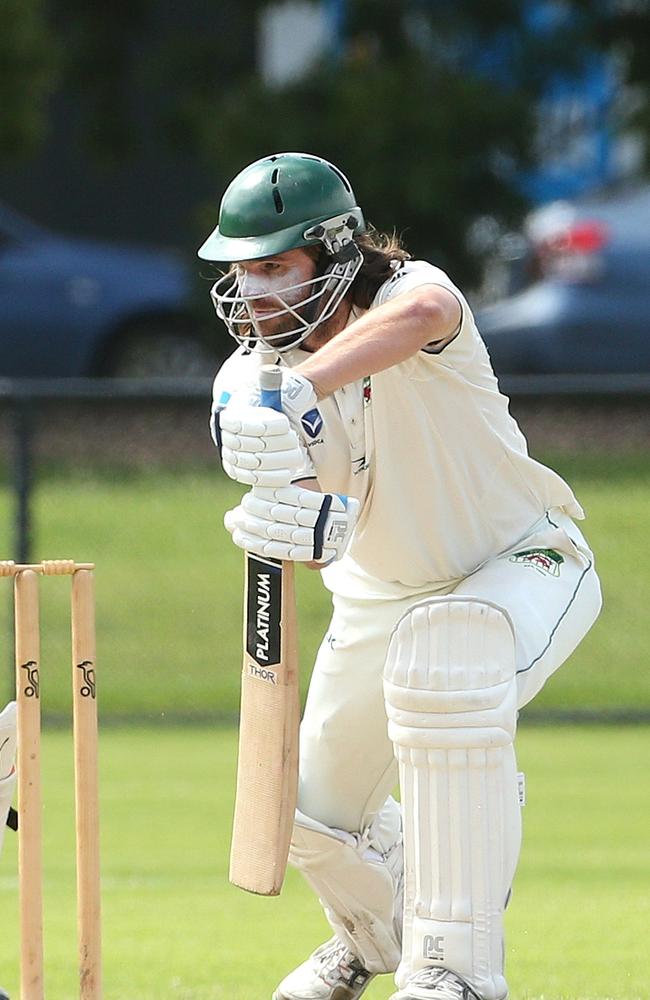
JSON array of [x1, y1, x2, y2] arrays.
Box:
[[1, 377, 214, 563]]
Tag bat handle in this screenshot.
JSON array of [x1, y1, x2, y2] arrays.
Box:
[[259, 364, 283, 412]]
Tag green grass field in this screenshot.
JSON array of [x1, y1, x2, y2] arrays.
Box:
[[0, 724, 648, 1000], [1, 451, 649, 719]]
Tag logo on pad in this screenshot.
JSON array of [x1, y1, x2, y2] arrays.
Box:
[[423, 935, 445, 961]]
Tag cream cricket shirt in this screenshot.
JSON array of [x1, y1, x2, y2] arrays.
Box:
[[211, 260, 583, 600]]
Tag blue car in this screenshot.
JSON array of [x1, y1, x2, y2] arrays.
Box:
[[0, 203, 219, 377], [476, 183, 650, 374]]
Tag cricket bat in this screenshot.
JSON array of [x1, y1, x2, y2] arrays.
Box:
[[229, 365, 301, 896]]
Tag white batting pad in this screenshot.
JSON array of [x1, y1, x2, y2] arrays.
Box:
[[384, 598, 521, 1000], [288, 796, 404, 973]]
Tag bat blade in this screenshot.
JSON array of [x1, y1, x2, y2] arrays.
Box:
[[229, 551, 300, 896]]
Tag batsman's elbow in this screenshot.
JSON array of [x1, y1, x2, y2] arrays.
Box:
[[408, 285, 462, 349]]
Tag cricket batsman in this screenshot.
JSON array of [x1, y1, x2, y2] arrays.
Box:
[[1, 701, 17, 1000], [0, 701, 17, 858], [199, 153, 602, 1000]]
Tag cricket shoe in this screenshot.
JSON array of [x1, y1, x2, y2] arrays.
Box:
[[389, 966, 486, 1000], [273, 936, 376, 999]]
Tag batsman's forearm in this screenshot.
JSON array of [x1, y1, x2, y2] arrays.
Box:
[[295, 286, 458, 399]]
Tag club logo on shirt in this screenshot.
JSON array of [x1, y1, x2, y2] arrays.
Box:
[[301, 408, 324, 439], [509, 548, 564, 577]]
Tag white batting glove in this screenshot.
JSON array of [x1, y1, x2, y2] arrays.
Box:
[[233, 371, 318, 424], [0, 701, 17, 854], [219, 405, 306, 488], [273, 372, 319, 424], [224, 486, 360, 564]]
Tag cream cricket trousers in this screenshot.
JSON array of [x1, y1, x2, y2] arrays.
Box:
[[297, 510, 602, 833]]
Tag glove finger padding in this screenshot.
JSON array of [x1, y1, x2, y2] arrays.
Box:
[[219, 405, 306, 487], [223, 464, 304, 489], [221, 446, 302, 473], [227, 507, 318, 546], [230, 528, 317, 562], [242, 489, 322, 527], [219, 405, 290, 438], [225, 487, 360, 564], [220, 430, 298, 455]]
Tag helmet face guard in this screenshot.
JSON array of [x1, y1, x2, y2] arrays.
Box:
[[211, 250, 362, 353], [210, 211, 364, 352]]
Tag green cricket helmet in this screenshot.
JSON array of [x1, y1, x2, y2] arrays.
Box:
[[199, 152, 366, 352]]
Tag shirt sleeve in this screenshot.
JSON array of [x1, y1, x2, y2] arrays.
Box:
[[373, 260, 478, 368]]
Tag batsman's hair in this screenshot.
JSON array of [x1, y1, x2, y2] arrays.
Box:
[[348, 225, 412, 309], [304, 224, 410, 309]]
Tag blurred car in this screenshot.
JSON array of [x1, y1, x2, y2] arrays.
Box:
[[0, 202, 220, 378], [476, 183, 650, 374]]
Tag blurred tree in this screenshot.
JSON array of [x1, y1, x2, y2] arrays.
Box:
[[588, 0, 650, 144], [0, 0, 58, 156], [172, 0, 650, 283], [54, 0, 150, 162], [167, 4, 512, 279], [193, 59, 531, 283], [2, 0, 649, 282], [54, 2, 266, 164]]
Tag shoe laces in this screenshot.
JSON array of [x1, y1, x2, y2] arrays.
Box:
[[409, 967, 478, 999], [317, 938, 371, 989]]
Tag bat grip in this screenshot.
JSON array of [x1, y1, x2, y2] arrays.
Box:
[[259, 364, 283, 413]]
